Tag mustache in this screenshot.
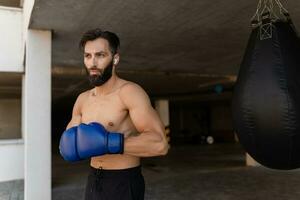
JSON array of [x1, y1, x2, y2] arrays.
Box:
[[88, 67, 103, 74]]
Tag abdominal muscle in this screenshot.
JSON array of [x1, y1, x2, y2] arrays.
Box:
[[90, 154, 140, 169]]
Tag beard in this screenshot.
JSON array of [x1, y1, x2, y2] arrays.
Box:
[[85, 59, 113, 87]]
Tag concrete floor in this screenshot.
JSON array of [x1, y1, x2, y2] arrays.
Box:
[[2, 143, 300, 200]]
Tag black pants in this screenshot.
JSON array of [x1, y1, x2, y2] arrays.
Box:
[[84, 166, 145, 200]]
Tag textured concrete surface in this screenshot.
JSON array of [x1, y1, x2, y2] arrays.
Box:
[[2, 143, 300, 200], [29, 0, 300, 99], [0, 180, 23, 200], [29, 0, 300, 75]]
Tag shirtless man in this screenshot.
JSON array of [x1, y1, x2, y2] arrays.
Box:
[[59, 29, 169, 200]]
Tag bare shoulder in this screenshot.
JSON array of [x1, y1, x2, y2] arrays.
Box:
[[74, 90, 91, 106], [119, 80, 149, 98], [78, 90, 89, 101], [119, 80, 145, 93], [119, 80, 151, 107]]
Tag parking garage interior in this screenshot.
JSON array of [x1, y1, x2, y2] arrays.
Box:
[[2, 0, 300, 199]]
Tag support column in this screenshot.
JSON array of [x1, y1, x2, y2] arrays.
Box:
[[155, 99, 170, 127], [23, 30, 51, 200], [246, 153, 260, 167]]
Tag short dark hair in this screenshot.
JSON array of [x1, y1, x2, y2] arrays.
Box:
[[79, 28, 120, 55]]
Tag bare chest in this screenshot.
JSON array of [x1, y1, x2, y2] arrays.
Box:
[[81, 93, 129, 132]]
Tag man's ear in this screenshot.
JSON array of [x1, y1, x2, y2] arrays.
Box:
[[113, 54, 120, 65]]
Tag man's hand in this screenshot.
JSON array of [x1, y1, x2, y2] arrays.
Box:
[[59, 126, 79, 161], [59, 122, 124, 162]]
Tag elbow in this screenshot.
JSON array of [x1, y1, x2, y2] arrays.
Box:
[[160, 145, 169, 156], [156, 141, 169, 156]]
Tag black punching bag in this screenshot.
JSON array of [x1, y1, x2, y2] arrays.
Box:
[[232, 11, 300, 169]]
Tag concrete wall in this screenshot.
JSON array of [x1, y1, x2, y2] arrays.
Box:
[[0, 6, 23, 72], [0, 139, 24, 182], [169, 101, 210, 144], [0, 0, 20, 7], [0, 4, 26, 183], [210, 103, 234, 141], [0, 1, 50, 185], [169, 101, 234, 144], [0, 98, 23, 182], [0, 98, 22, 139]]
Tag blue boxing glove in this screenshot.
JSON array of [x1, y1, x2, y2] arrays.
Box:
[[59, 126, 80, 162], [59, 122, 124, 162], [77, 122, 124, 159]]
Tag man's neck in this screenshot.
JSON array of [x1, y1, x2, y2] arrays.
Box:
[[92, 74, 117, 96]]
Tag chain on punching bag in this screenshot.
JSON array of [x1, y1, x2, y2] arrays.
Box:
[[232, 0, 300, 170]]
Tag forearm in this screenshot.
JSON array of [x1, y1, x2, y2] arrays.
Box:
[[123, 131, 169, 157]]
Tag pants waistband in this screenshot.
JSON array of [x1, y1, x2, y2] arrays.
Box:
[[89, 165, 142, 178]]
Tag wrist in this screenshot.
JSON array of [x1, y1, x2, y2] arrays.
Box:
[[108, 132, 124, 154]]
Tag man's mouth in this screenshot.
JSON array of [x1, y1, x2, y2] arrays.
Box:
[[89, 69, 100, 75]]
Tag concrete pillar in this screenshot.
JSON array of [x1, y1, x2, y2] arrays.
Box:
[[23, 30, 51, 200], [234, 132, 259, 166], [155, 99, 169, 126], [246, 153, 260, 167]]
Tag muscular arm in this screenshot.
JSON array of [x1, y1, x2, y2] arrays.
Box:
[[120, 83, 169, 157], [66, 93, 83, 130]]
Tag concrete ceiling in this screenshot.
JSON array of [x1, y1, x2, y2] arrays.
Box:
[[30, 0, 257, 74], [10, 0, 300, 100]]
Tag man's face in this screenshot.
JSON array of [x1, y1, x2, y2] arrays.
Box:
[[84, 38, 115, 87]]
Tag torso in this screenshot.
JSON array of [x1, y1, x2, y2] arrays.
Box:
[[80, 79, 140, 169]]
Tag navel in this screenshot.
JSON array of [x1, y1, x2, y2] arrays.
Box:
[[108, 122, 114, 126]]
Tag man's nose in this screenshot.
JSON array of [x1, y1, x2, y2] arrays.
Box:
[[92, 56, 97, 66]]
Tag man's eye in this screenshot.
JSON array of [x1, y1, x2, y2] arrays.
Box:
[[84, 54, 91, 58], [96, 53, 105, 57]]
